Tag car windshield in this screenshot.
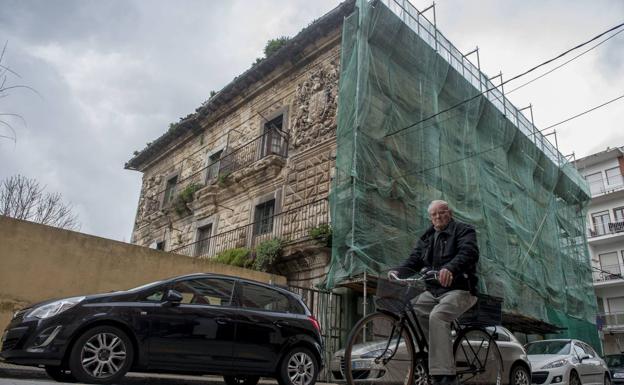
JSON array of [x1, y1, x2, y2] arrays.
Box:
[[526, 341, 571, 355], [605, 355, 624, 367]]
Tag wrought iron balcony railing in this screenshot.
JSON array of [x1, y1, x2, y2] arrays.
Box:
[[588, 221, 624, 238], [144, 128, 288, 216], [171, 198, 329, 258], [593, 264, 622, 282]]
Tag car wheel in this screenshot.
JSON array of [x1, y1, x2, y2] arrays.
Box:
[[605, 373, 612, 385], [510, 364, 530, 385], [223, 375, 260, 385], [277, 347, 318, 385], [44, 366, 77, 383], [570, 371, 581, 385], [68, 325, 133, 384]]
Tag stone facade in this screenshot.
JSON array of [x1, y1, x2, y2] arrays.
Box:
[[129, 27, 342, 287]]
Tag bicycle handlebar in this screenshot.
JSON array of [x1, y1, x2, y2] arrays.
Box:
[[388, 268, 439, 283]]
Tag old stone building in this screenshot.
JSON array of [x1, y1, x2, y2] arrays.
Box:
[[125, 1, 354, 290]]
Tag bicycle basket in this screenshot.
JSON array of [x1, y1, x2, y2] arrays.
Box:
[[458, 294, 503, 326], [375, 278, 425, 313]]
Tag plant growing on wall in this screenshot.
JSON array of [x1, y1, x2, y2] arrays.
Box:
[[215, 247, 253, 268], [217, 172, 230, 188], [253, 238, 283, 272], [309, 223, 332, 247], [174, 183, 202, 216]]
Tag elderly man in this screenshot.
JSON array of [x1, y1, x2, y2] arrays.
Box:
[[389, 200, 479, 385]]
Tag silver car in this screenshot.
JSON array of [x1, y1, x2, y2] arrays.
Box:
[[330, 326, 531, 385], [526, 339, 610, 385]]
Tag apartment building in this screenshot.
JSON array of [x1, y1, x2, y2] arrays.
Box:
[[575, 146, 624, 353]]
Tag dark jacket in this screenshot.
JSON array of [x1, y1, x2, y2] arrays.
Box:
[[396, 219, 479, 295]]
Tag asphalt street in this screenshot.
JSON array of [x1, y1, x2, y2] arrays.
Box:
[[0, 363, 338, 385]]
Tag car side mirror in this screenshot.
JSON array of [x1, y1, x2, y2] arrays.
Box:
[[163, 289, 183, 306], [580, 354, 590, 361]]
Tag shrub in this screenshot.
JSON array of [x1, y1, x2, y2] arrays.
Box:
[[253, 238, 283, 271], [215, 248, 252, 268], [309, 223, 332, 247], [174, 183, 202, 216]]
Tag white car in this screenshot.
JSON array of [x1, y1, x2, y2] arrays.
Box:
[[526, 339, 611, 385]]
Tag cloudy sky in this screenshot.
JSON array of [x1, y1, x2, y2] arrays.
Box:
[[1, 0, 622, 241]]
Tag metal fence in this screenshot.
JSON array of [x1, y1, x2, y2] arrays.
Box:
[[588, 221, 624, 238], [593, 264, 622, 282], [172, 198, 330, 258], [380, 0, 588, 192], [587, 178, 624, 197], [289, 285, 345, 382], [597, 312, 624, 330]]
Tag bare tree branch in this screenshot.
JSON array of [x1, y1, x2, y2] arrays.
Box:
[[0, 175, 80, 231]]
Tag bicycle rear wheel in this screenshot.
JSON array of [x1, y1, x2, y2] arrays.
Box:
[[344, 312, 417, 385], [453, 328, 502, 385]]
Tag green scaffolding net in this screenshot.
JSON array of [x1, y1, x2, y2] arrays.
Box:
[[326, 0, 598, 348]]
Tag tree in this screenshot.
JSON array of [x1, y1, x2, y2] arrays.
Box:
[[0, 175, 80, 230]]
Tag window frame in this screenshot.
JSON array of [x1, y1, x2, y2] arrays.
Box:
[[170, 277, 238, 308], [591, 210, 611, 235], [162, 173, 179, 208], [236, 281, 301, 314], [206, 149, 224, 184], [253, 199, 276, 236], [606, 167, 623, 186], [585, 171, 604, 195]]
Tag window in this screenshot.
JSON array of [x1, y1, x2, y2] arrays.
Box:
[[608, 297, 624, 313], [195, 224, 212, 257], [262, 114, 286, 157], [172, 278, 235, 306], [254, 199, 275, 235], [614, 207, 624, 222], [606, 167, 623, 186], [155, 240, 165, 251], [163, 175, 178, 206], [586, 172, 604, 195], [206, 150, 223, 183], [139, 289, 165, 302], [239, 282, 295, 313], [592, 211, 611, 236]]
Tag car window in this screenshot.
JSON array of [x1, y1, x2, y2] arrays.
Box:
[[487, 327, 510, 342], [172, 278, 235, 306], [574, 344, 586, 357], [526, 341, 571, 355], [580, 343, 596, 358], [240, 282, 293, 313], [139, 289, 165, 302], [605, 355, 624, 367]]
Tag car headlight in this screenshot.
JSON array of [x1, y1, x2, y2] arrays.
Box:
[[361, 348, 394, 359], [26, 297, 85, 319], [613, 373, 624, 379], [541, 359, 569, 369]]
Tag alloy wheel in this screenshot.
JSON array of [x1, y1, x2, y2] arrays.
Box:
[[287, 351, 315, 385], [512, 366, 530, 385], [80, 332, 127, 378]]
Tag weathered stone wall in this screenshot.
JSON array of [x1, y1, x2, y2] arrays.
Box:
[[130, 26, 342, 270], [0, 216, 286, 332]]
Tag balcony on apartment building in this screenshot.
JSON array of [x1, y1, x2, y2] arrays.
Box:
[[593, 263, 624, 285], [597, 312, 624, 332], [588, 220, 624, 244], [147, 128, 289, 217], [587, 170, 624, 198], [171, 198, 330, 259]]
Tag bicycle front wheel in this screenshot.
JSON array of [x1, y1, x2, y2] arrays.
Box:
[[344, 312, 417, 385], [453, 328, 502, 385]]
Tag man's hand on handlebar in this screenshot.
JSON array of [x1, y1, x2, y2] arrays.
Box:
[[387, 270, 400, 280], [439, 268, 453, 287]]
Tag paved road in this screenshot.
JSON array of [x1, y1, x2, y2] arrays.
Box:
[[0, 363, 338, 385]]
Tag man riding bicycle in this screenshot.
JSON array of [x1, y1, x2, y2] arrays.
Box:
[[389, 200, 479, 385]]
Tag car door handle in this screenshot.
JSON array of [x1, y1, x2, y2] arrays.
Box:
[[273, 320, 289, 327], [215, 317, 231, 325]]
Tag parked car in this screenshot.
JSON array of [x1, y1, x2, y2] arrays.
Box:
[[603, 354, 624, 384], [526, 339, 610, 385], [0, 273, 323, 385], [330, 326, 531, 385]]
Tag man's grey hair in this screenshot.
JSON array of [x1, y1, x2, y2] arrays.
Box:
[[427, 200, 451, 213]]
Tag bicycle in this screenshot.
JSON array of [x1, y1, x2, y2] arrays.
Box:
[[343, 269, 503, 385]]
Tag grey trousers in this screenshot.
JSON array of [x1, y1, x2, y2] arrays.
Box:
[[412, 290, 477, 375]]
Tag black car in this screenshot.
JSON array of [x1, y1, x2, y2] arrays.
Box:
[[605, 354, 624, 384], [0, 273, 323, 385]]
